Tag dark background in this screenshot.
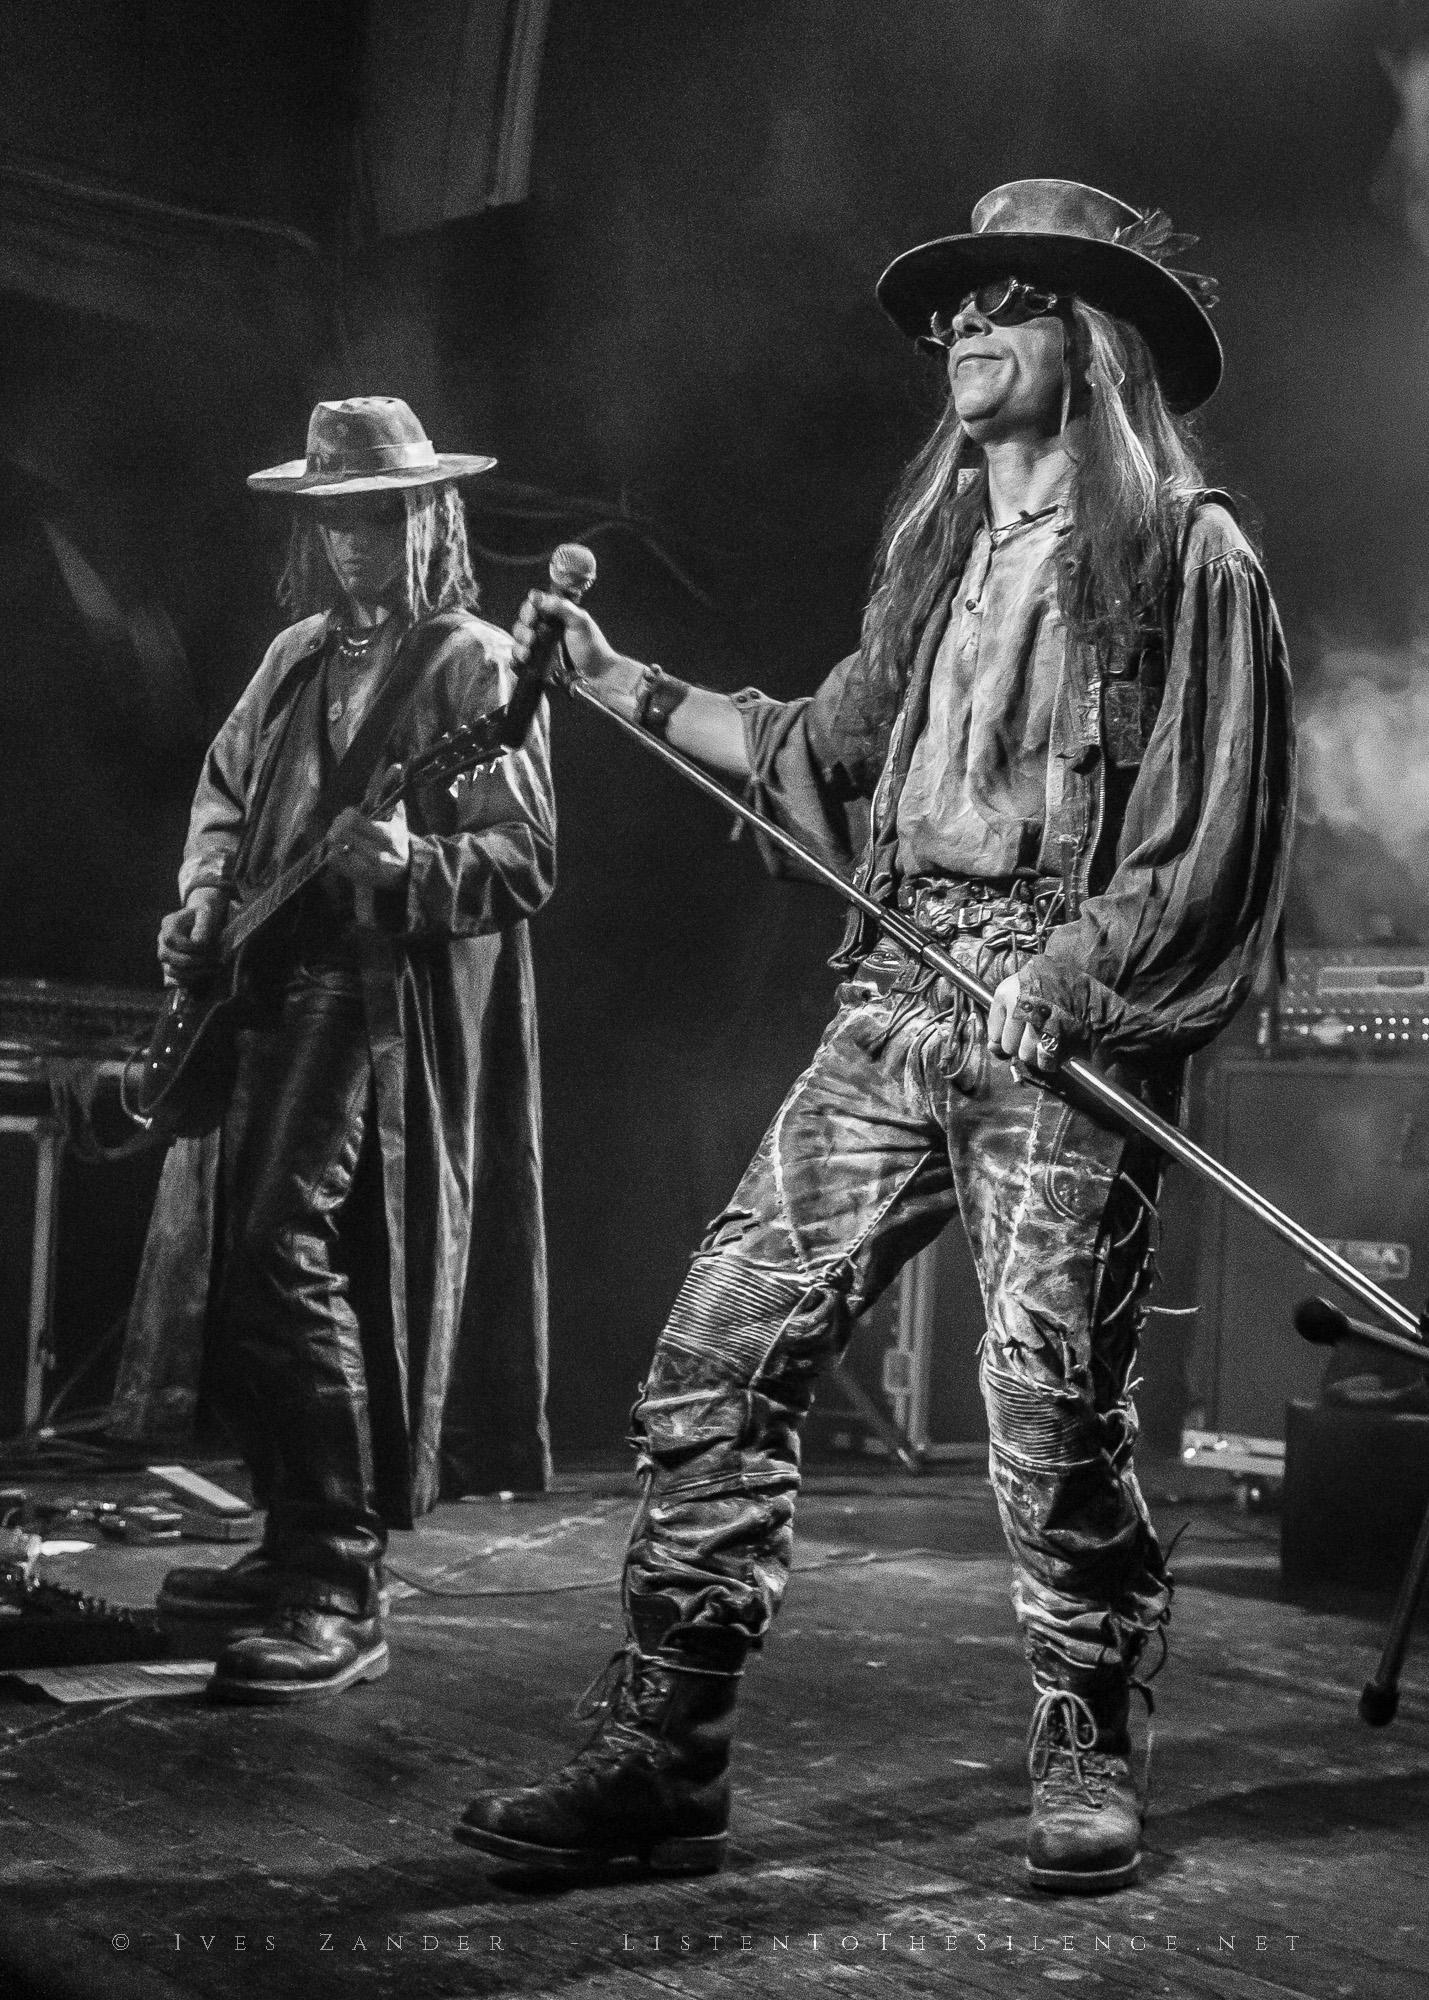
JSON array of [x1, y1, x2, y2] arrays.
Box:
[[2, 0, 1426, 1459]]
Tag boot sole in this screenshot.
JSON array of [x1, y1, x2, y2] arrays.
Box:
[[1025, 1852, 1140, 1895], [207, 1641, 390, 1705], [452, 1822, 726, 1878]]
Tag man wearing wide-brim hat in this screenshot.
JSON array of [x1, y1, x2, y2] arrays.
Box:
[[128, 397, 555, 1701], [456, 182, 1296, 1892]]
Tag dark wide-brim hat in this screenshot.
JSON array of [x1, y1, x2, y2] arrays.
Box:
[[876, 178, 1223, 413], [247, 396, 496, 496]]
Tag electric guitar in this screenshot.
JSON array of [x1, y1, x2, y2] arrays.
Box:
[[121, 687, 538, 1142]]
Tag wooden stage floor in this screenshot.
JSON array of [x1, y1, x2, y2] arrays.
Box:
[[0, 1459, 1426, 2000]]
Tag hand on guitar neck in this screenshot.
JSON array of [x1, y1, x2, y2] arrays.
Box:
[[326, 796, 411, 889]]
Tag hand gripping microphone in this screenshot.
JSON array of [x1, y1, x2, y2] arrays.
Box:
[[496, 541, 597, 750]]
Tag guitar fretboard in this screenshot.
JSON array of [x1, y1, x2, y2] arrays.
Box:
[[221, 837, 340, 960], [215, 697, 522, 963]]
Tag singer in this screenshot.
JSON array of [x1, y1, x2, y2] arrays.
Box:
[[458, 182, 1296, 1889], [132, 397, 555, 1702]]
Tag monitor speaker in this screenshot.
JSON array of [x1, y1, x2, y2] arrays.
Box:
[[1195, 1058, 1429, 1440]]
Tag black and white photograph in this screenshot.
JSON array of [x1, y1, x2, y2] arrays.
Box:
[[0, 5, 1426, 1996]]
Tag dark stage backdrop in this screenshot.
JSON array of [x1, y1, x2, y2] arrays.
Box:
[[2, 1, 1426, 1457]]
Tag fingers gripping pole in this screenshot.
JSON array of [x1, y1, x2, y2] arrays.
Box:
[[556, 671, 1429, 1359]]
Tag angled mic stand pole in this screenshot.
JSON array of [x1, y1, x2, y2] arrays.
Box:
[[555, 665, 1429, 1363], [1361, 1499, 1429, 1728]]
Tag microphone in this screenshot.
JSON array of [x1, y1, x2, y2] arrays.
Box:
[[549, 540, 598, 605], [1294, 1294, 1429, 1361], [496, 542, 597, 751]]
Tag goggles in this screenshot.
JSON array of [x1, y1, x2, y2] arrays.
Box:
[[918, 278, 1065, 354]]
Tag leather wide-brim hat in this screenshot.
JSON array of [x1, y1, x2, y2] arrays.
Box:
[[876, 178, 1223, 413], [247, 396, 496, 496]]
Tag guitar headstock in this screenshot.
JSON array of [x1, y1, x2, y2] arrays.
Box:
[[372, 718, 508, 812]]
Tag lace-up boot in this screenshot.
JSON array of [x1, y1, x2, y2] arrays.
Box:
[[1025, 1676, 1146, 1894], [454, 1596, 749, 1876]]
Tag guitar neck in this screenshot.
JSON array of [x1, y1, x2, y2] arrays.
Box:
[[220, 832, 342, 960], [215, 682, 529, 962]]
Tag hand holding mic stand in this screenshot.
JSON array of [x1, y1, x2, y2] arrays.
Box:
[[1294, 1295, 1429, 1726]]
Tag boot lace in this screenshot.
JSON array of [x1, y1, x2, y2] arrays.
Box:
[[559, 1646, 671, 1777], [1027, 1688, 1115, 1811], [1027, 1683, 1154, 1815]]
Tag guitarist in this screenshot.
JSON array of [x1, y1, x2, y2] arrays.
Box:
[[146, 397, 556, 1702]]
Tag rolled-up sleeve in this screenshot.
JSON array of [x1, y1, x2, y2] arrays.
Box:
[[737, 651, 892, 881], [1017, 527, 1297, 1063]]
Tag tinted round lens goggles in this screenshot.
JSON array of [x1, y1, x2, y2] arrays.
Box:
[[918, 278, 1064, 352]]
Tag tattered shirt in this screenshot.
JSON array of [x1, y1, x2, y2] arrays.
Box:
[[737, 500, 1297, 1064]]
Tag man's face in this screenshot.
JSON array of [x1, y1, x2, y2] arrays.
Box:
[[944, 292, 1068, 445], [313, 492, 408, 608]]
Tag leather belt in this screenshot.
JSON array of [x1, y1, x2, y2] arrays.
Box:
[[896, 877, 1061, 940]]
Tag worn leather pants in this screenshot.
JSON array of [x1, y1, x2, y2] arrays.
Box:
[[207, 968, 387, 1617], [625, 935, 1174, 1686]]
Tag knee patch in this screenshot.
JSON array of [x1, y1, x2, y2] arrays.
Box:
[[982, 1358, 1100, 1474], [632, 1256, 836, 1483], [662, 1253, 823, 1378]]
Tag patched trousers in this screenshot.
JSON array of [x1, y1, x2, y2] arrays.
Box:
[[625, 934, 1175, 1686]]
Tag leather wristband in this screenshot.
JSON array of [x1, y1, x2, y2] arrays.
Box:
[[631, 663, 691, 739]]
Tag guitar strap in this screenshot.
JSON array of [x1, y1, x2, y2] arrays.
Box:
[[297, 609, 465, 842]]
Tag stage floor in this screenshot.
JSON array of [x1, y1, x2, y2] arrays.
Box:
[[0, 1459, 1425, 2000]]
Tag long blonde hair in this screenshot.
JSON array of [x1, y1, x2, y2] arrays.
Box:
[[861, 302, 1208, 698], [277, 483, 481, 623]]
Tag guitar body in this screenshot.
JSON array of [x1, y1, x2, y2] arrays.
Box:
[[120, 652, 529, 1143], [122, 976, 243, 1141]]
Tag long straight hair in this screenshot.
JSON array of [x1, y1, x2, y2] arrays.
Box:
[[860, 302, 1208, 697], [277, 483, 482, 623]]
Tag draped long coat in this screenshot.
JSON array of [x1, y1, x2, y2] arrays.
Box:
[[112, 608, 555, 1517]]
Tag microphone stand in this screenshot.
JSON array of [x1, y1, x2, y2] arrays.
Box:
[[553, 661, 1427, 1354]]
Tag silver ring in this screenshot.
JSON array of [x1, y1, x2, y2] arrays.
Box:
[[1038, 1028, 1061, 1055]]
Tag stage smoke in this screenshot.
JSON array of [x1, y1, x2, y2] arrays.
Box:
[[1376, 42, 1429, 258], [1299, 635, 1429, 873]]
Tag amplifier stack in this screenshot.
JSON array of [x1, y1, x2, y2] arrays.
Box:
[[1275, 947, 1429, 1055]]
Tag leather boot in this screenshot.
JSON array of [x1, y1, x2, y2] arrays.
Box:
[[1025, 1676, 1145, 1894], [207, 1606, 388, 1704], [156, 1546, 280, 1628], [454, 1597, 749, 1876]]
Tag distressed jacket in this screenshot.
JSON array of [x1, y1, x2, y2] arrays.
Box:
[[740, 497, 1297, 1063], [117, 608, 555, 1511]]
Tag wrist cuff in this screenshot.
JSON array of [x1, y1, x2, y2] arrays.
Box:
[[632, 664, 690, 738]]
